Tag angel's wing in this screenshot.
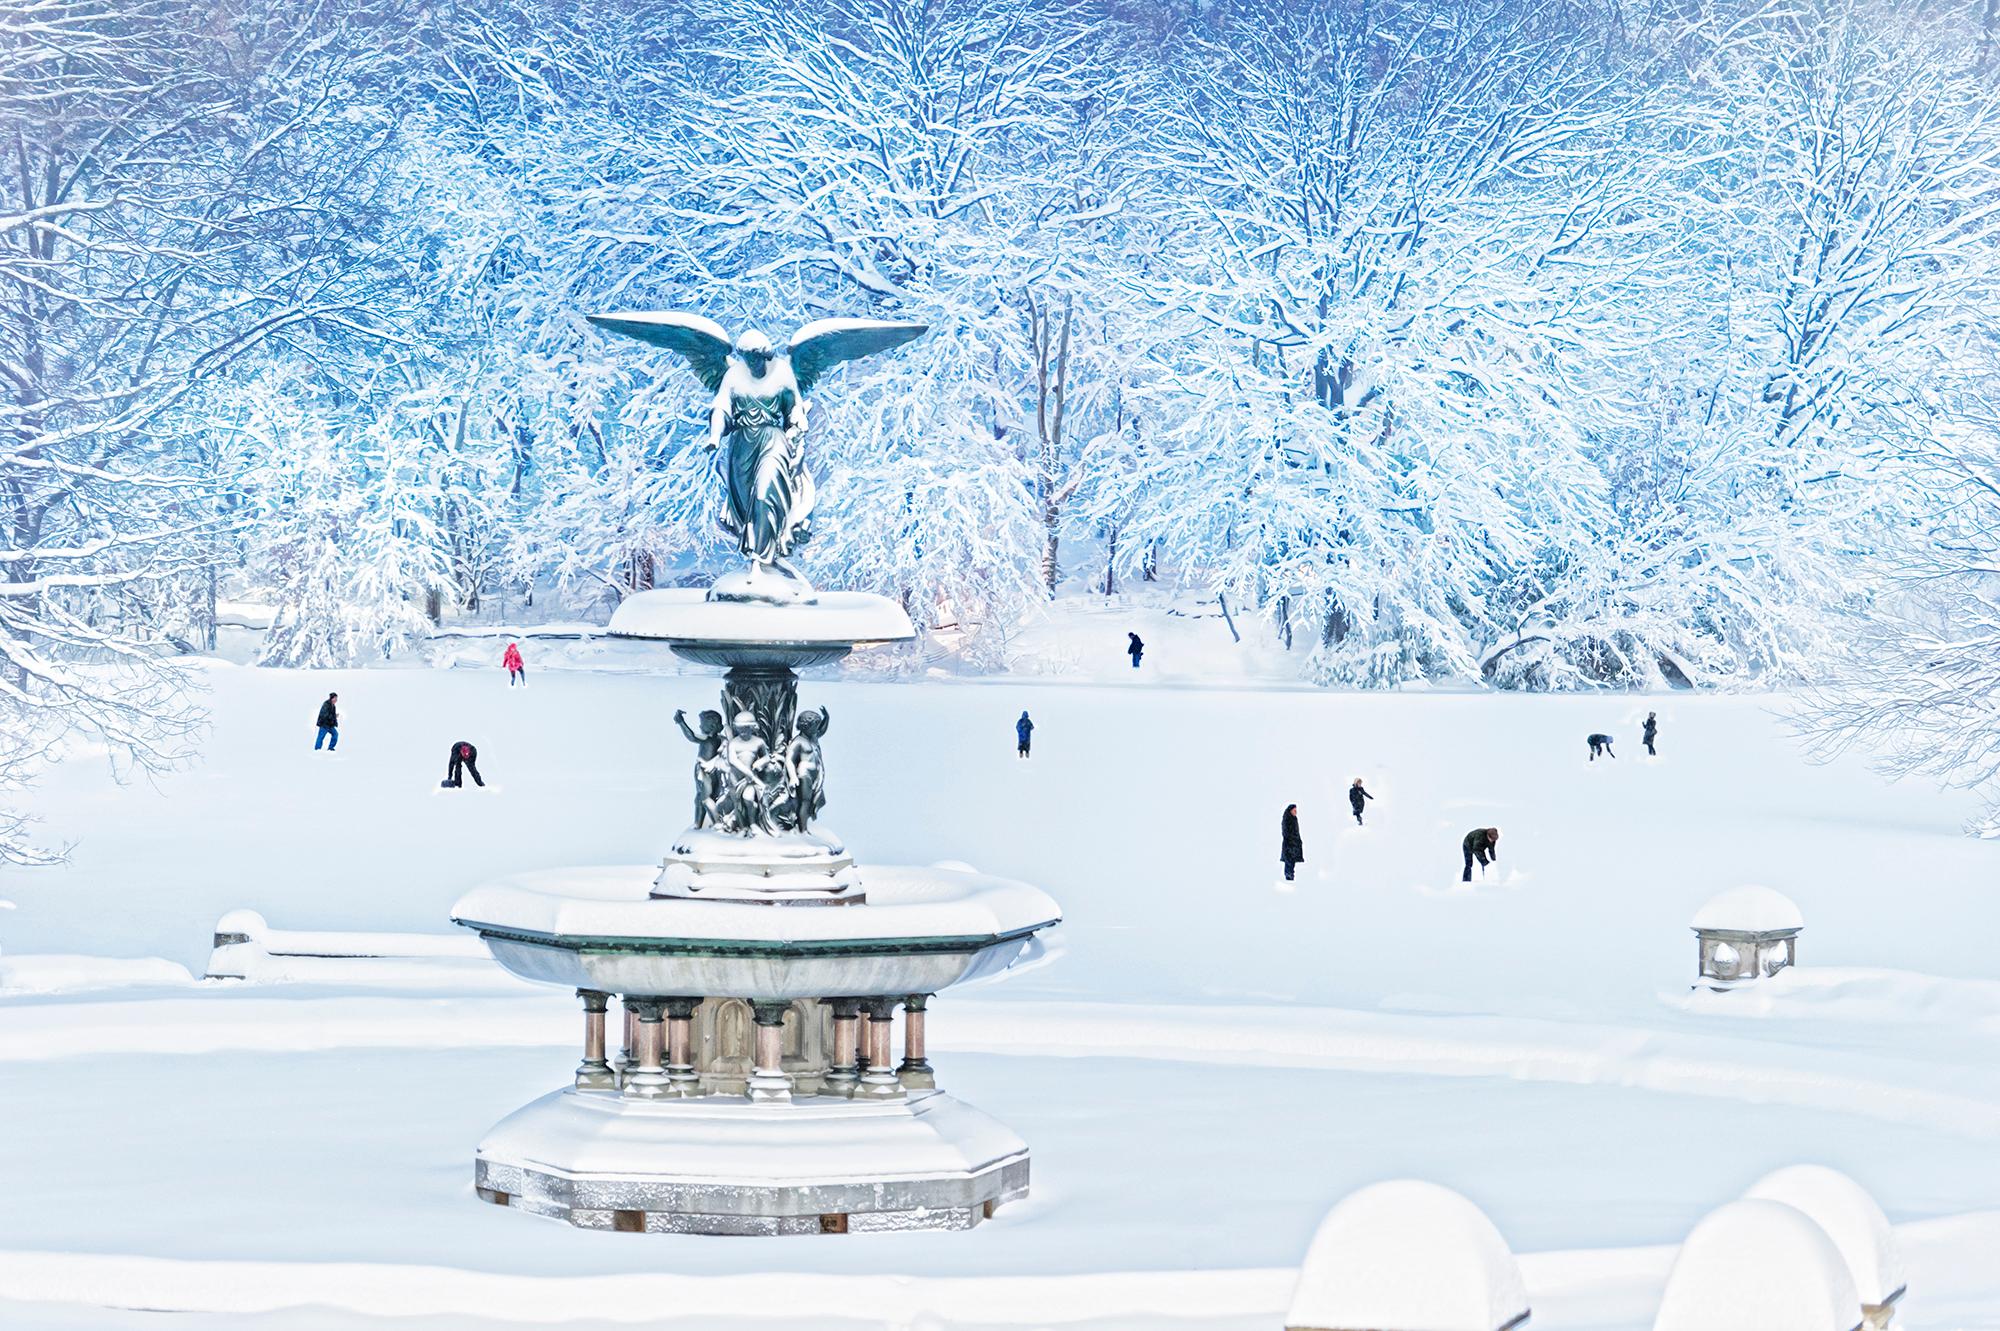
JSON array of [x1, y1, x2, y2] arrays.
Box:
[[588, 311, 734, 392], [786, 318, 928, 395]]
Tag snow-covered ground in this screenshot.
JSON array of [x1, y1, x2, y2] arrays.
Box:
[[2, 658, 1997, 1328]]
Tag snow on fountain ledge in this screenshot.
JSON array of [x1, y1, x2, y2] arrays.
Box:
[[452, 863, 1059, 944], [1691, 884, 1804, 933], [607, 587, 914, 644]]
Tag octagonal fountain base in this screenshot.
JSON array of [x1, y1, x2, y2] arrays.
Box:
[[475, 1086, 1029, 1234]]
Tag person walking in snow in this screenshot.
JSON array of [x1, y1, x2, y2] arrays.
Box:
[[314, 692, 339, 751], [503, 641, 525, 687], [1016, 710, 1034, 758], [443, 740, 486, 788], [1461, 826, 1500, 882], [1127, 632, 1144, 669], [1642, 712, 1658, 757], [1588, 732, 1615, 761], [1280, 804, 1305, 881], [1348, 778, 1373, 826]]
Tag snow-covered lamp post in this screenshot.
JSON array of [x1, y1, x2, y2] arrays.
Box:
[[1654, 1199, 1862, 1331], [448, 312, 1062, 1234], [1284, 1180, 1530, 1331], [1745, 1167, 1906, 1330], [1691, 886, 1803, 990]]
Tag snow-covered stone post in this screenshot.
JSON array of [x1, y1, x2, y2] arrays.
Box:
[[1284, 1179, 1530, 1331], [1691, 886, 1803, 990], [859, 998, 905, 1100], [1745, 1167, 1906, 1330], [574, 990, 615, 1090], [747, 1001, 794, 1103], [623, 1000, 670, 1098], [898, 993, 935, 1090], [1654, 1199, 1862, 1331], [824, 998, 861, 1097], [663, 997, 702, 1097]]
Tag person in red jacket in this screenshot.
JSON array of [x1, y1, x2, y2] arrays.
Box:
[[502, 641, 525, 687]]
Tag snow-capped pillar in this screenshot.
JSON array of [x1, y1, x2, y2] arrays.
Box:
[[824, 998, 861, 1098], [859, 998, 905, 1100], [747, 1001, 794, 1104], [663, 997, 702, 1097], [622, 999, 670, 1099], [898, 994, 935, 1091], [574, 989, 616, 1090]]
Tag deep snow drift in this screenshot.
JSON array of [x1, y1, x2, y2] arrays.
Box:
[[2, 660, 1998, 1329]]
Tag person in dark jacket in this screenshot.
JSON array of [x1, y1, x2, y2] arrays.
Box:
[[1588, 732, 1615, 761], [1461, 826, 1500, 882], [1280, 804, 1304, 881], [1348, 778, 1374, 825], [1642, 712, 1658, 757], [1016, 710, 1034, 758], [1127, 632, 1144, 669], [314, 693, 339, 751], [443, 740, 485, 788]]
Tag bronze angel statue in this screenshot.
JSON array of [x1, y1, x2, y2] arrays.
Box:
[[588, 312, 927, 592]]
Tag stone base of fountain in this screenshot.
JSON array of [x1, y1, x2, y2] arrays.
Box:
[[655, 828, 865, 905], [473, 1087, 1029, 1234]]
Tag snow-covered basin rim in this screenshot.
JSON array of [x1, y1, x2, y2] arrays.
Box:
[[451, 864, 1061, 951], [607, 588, 914, 645]]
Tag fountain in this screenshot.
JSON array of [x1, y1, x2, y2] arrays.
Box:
[[450, 310, 1061, 1235]]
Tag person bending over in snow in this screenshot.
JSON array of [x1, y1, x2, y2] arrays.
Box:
[[1127, 632, 1144, 669], [503, 641, 525, 687], [1587, 732, 1615, 761], [1016, 710, 1034, 758], [1280, 804, 1304, 881], [443, 740, 485, 788], [314, 692, 339, 751], [1642, 712, 1658, 757], [1461, 826, 1500, 882], [1349, 778, 1373, 825]]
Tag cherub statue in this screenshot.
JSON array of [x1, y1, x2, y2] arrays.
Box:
[[786, 707, 831, 833], [586, 312, 927, 580], [673, 708, 727, 829], [722, 710, 778, 835]]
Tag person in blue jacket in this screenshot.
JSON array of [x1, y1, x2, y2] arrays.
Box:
[[1016, 710, 1034, 758]]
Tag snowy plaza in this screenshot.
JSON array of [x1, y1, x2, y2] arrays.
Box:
[[3, 661, 2000, 1328]]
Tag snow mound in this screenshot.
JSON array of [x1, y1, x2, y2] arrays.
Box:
[[1653, 1199, 1861, 1331], [0, 954, 195, 995], [1743, 1166, 1905, 1309], [1284, 1180, 1528, 1331], [1692, 885, 1803, 933]]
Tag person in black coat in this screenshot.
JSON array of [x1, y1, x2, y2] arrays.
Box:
[[1462, 826, 1500, 882], [1280, 804, 1304, 881], [1588, 732, 1615, 761], [1016, 710, 1034, 758], [1127, 632, 1144, 669], [1348, 778, 1373, 825], [443, 740, 485, 788], [1642, 712, 1658, 757], [314, 693, 339, 751]]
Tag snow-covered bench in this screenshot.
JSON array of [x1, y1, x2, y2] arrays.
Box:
[[205, 909, 504, 986]]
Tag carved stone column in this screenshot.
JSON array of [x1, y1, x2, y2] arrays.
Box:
[[617, 1001, 638, 1082], [664, 997, 702, 1097], [574, 990, 616, 1090], [859, 998, 905, 1100], [824, 998, 861, 1098], [747, 1001, 794, 1103], [897, 993, 935, 1091], [622, 998, 669, 1099]]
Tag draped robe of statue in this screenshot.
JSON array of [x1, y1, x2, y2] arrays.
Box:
[[714, 379, 811, 565]]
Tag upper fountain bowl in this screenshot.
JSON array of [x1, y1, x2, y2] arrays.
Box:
[[609, 587, 914, 670]]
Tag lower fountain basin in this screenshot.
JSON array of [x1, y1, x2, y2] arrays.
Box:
[[451, 864, 1061, 1000], [475, 1085, 1029, 1234]]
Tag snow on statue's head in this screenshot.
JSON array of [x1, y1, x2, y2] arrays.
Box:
[[734, 330, 773, 366]]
